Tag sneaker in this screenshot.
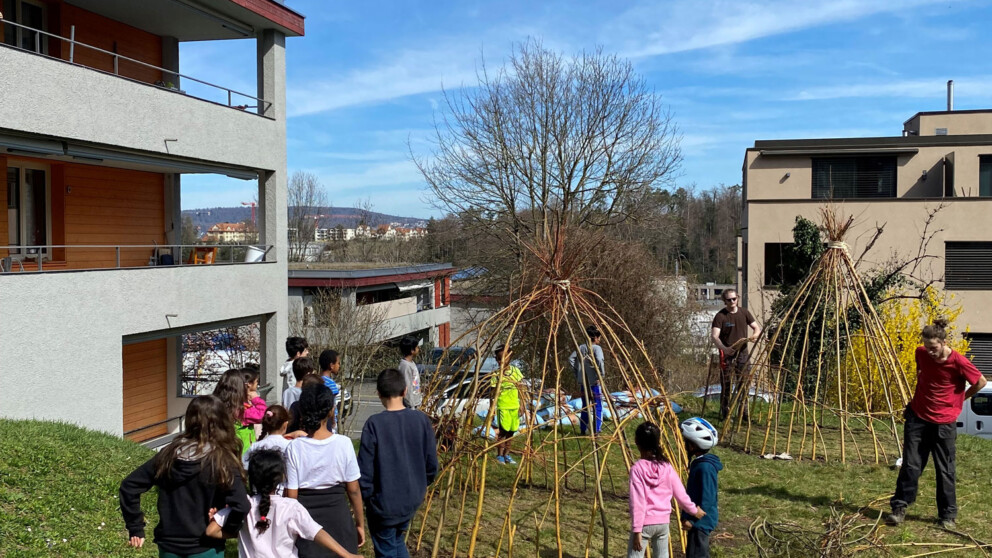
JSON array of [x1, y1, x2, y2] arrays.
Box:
[[939, 519, 957, 530], [495, 455, 506, 464], [885, 508, 906, 526], [504, 456, 517, 465]]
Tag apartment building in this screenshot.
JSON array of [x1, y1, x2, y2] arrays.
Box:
[[741, 106, 992, 372], [288, 263, 454, 347], [205, 221, 252, 243], [0, 0, 303, 443]]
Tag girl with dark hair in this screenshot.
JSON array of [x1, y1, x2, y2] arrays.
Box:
[[207, 449, 362, 558], [627, 422, 705, 558], [119, 395, 250, 556], [214, 368, 255, 455], [242, 405, 293, 471], [242, 368, 268, 438], [285, 384, 366, 557]]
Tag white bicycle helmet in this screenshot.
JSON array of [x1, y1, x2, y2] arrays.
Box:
[[680, 417, 719, 450]]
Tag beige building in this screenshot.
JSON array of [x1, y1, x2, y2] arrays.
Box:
[[205, 222, 252, 243], [741, 109, 992, 372]]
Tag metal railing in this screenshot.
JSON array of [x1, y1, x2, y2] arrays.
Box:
[[0, 243, 273, 273], [1, 19, 271, 115]]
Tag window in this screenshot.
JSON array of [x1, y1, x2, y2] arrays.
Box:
[[973, 393, 992, 417], [6, 162, 50, 257], [945, 243, 992, 290], [964, 333, 992, 380], [763, 242, 791, 287], [2, 0, 47, 54], [812, 156, 896, 199], [979, 156, 992, 197]]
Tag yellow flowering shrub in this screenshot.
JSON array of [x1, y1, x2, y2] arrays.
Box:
[[843, 286, 970, 413]]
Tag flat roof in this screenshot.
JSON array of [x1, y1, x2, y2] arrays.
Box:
[[904, 109, 992, 126], [751, 133, 992, 153], [289, 263, 455, 288]]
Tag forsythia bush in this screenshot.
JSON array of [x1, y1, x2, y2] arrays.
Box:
[[844, 286, 970, 413]]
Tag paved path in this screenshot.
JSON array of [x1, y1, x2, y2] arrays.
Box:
[[340, 379, 383, 440]]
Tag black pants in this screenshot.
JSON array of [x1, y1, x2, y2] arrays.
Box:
[[890, 407, 958, 520], [684, 528, 710, 558], [719, 350, 749, 420]]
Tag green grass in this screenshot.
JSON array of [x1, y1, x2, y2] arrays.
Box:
[[3, 416, 992, 558], [0, 420, 238, 558]]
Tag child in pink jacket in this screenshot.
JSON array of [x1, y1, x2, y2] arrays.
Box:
[[628, 422, 706, 558], [242, 368, 268, 436]]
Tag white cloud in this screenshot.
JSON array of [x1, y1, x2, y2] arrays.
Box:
[[605, 0, 950, 58], [287, 46, 481, 117]]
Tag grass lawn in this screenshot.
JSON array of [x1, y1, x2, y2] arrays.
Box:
[[2, 413, 991, 558]]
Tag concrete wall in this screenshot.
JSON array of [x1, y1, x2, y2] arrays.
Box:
[[0, 46, 280, 171], [0, 263, 285, 435], [743, 199, 992, 332]]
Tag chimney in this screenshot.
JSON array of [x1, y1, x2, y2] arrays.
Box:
[[947, 80, 954, 111]]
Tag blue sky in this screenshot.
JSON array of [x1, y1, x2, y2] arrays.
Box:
[[180, 0, 990, 218]]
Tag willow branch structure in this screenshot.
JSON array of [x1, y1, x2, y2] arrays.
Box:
[[723, 208, 912, 464], [413, 230, 688, 558]]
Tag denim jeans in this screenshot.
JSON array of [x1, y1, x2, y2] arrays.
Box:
[[891, 406, 958, 520], [626, 523, 670, 558], [368, 516, 412, 558], [580, 383, 603, 434], [685, 527, 711, 558]]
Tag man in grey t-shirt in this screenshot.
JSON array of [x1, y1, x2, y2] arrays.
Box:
[[398, 336, 422, 408], [569, 325, 605, 435]]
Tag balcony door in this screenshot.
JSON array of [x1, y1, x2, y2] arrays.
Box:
[[1, 0, 48, 54], [6, 161, 51, 257]]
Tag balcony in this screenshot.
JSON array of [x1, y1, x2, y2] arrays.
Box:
[[0, 243, 272, 273], [0, 249, 283, 337], [0, 20, 279, 170]]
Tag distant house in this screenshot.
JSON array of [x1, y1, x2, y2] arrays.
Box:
[[204, 222, 251, 243], [289, 263, 454, 347]]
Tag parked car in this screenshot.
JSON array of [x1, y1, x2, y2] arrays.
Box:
[[957, 383, 992, 440], [420, 346, 477, 381], [340, 388, 353, 419]]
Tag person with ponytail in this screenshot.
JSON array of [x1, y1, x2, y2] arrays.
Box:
[[242, 405, 293, 470], [208, 449, 361, 558], [119, 395, 249, 557], [285, 383, 365, 557], [627, 421, 705, 558], [214, 368, 255, 455], [887, 318, 987, 530]]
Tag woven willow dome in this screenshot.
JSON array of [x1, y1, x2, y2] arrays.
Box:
[[723, 209, 912, 464], [412, 230, 688, 558]]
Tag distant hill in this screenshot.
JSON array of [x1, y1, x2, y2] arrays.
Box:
[[183, 206, 429, 232]]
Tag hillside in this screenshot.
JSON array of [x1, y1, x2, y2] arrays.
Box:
[[183, 206, 429, 232]]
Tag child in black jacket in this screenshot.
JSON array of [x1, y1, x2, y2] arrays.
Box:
[[119, 395, 250, 556]]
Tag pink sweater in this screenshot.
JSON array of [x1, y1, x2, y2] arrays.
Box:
[[629, 458, 699, 531], [242, 397, 268, 426]]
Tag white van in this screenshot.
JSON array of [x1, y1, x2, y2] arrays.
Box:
[[956, 383, 992, 440]]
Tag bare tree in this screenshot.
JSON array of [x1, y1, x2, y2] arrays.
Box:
[[353, 197, 377, 261], [414, 40, 682, 265], [288, 171, 329, 262]]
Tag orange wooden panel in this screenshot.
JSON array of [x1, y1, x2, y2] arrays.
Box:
[[122, 339, 168, 442], [59, 3, 164, 85], [62, 164, 165, 269]]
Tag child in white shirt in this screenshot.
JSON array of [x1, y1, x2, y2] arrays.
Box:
[[208, 449, 360, 558]]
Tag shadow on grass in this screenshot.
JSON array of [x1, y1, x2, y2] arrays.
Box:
[[725, 484, 874, 518]]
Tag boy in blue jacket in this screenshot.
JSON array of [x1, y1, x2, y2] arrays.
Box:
[[680, 417, 724, 558], [358, 368, 439, 558]]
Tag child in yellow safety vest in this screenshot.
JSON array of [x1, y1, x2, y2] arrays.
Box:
[[490, 343, 525, 465]]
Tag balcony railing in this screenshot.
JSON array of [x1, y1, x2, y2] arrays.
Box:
[[0, 244, 273, 273], [1, 19, 271, 115]]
